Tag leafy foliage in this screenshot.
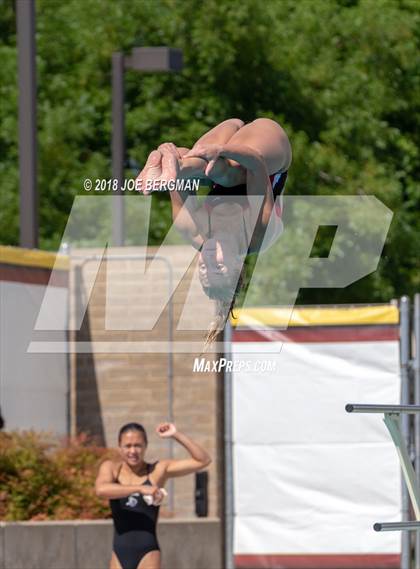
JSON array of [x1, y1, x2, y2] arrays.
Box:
[[0, 431, 113, 520], [0, 0, 418, 301]]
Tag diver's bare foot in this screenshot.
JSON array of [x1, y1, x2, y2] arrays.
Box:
[[161, 152, 181, 181], [135, 150, 163, 194], [158, 143, 182, 181]]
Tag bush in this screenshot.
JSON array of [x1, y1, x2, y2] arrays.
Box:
[[0, 431, 115, 521]]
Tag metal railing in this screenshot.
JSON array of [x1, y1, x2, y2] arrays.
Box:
[[347, 294, 420, 569], [346, 403, 420, 527]]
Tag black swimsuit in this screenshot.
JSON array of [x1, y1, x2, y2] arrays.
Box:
[[208, 170, 287, 201], [110, 463, 160, 569], [205, 170, 288, 252]]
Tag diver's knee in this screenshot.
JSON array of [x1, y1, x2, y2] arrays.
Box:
[[218, 118, 244, 130], [230, 118, 245, 128], [251, 117, 280, 129]]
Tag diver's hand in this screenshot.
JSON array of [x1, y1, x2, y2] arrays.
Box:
[[184, 144, 224, 177]]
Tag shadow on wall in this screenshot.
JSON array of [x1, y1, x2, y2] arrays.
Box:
[[74, 264, 105, 444]]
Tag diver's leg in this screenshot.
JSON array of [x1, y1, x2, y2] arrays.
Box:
[[225, 117, 292, 174], [140, 119, 247, 188], [170, 119, 246, 185], [187, 118, 246, 184], [191, 118, 244, 146], [137, 550, 161, 569], [110, 551, 123, 569]]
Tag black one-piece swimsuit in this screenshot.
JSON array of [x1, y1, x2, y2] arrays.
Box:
[[110, 463, 160, 569]]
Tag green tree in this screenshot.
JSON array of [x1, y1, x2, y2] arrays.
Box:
[[0, 0, 418, 302]]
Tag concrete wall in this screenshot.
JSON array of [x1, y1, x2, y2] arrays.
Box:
[[0, 254, 69, 435], [69, 246, 223, 519], [0, 519, 222, 569]]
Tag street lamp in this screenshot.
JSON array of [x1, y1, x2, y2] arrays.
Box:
[[111, 47, 183, 246], [17, 0, 38, 249]]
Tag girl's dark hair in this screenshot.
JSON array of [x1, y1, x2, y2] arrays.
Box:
[[118, 423, 148, 445], [203, 266, 246, 347]]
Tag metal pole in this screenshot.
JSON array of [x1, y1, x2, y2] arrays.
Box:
[[414, 294, 420, 569], [17, 0, 38, 248], [224, 320, 234, 569], [166, 264, 175, 513], [375, 522, 420, 533], [111, 53, 125, 246], [346, 404, 420, 414], [61, 242, 72, 440], [400, 296, 411, 569], [383, 413, 420, 520]]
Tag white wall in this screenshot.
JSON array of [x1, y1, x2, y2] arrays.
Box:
[[0, 281, 68, 434]]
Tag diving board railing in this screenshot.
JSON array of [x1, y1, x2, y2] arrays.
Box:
[[346, 403, 420, 531], [374, 522, 420, 532]]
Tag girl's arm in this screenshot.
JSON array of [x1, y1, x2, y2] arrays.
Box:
[[157, 423, 211, 479], [162, 143, 243, 186], [159, 148, 205, 249], [162, 145, 210, 180], [169, 194, 205, 250], [95, 460, 159, 499], [185, 141, 266, 177], [177, 148, 210, 181], [220, 143, 266, 174], [221, 144, 289, 228], [222, 145, 278, 227]]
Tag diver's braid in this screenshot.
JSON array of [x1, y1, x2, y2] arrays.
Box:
[[204, 268, 245, 348]]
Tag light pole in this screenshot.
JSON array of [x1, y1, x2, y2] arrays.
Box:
[[17, 0, 38, 248], [111, 47, 183, 246]]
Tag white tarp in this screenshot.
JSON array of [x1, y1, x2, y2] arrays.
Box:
[[232, 340, 401, 560], [0, 280, 68, 434]]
